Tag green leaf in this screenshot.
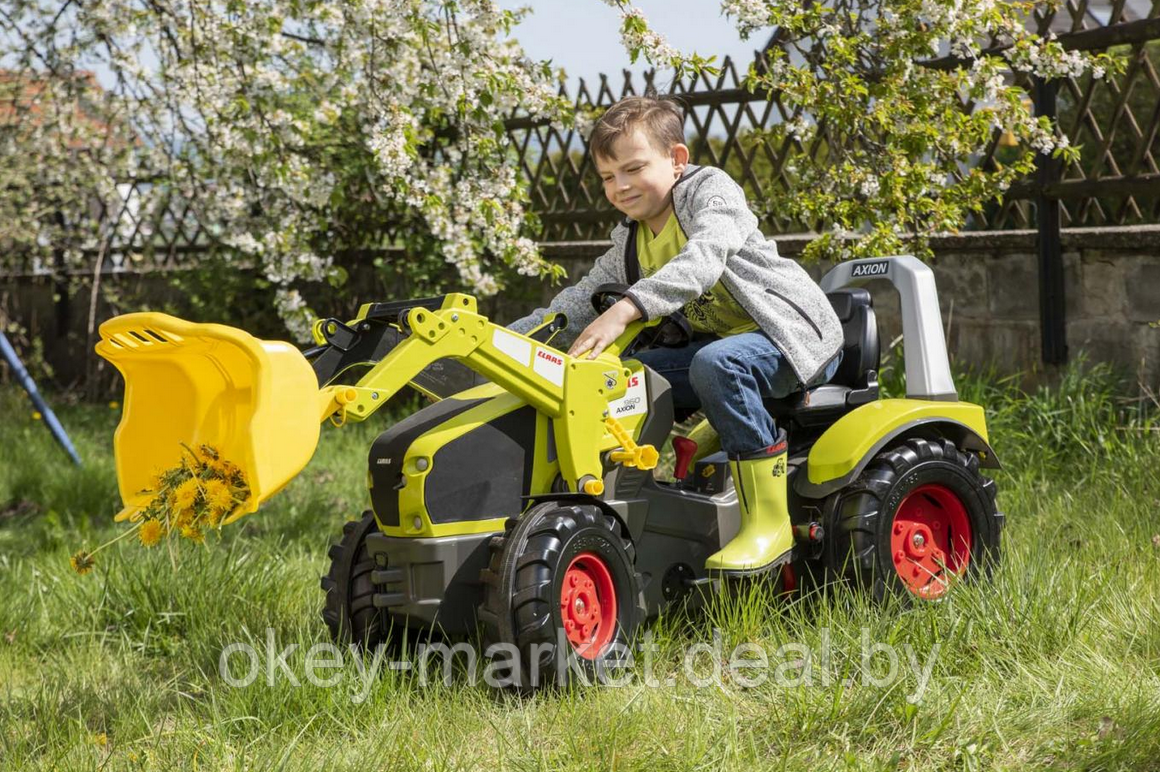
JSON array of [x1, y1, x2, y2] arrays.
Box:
[[327, 265, 349, 288]]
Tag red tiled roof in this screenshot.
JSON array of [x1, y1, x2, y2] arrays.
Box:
[[0, 69, 138, 150]]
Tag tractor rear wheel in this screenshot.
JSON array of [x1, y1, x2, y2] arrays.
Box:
[[478, 501, 646, 688], [320, 511, 389, 649], [825, 437, 1003, 601]]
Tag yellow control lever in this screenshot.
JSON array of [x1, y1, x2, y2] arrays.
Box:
[[604, 416, 659, 470]]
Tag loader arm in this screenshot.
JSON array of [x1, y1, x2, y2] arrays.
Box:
[[303, 296, 566, 400], [318, 293, 653, 494], [97, 293, 656, 523]]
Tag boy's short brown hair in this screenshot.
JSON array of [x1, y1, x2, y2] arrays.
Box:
[[589, 95, 685, 160]]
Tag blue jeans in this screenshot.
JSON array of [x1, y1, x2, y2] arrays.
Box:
[[632, 333, 842, 456]]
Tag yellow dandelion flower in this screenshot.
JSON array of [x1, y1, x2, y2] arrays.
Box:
[[203, 479, 234, 513], [172, 478, 200, 512], [138, 519, 164, 547], [125, 446, 250, 549], [31, 411, 42, 421], [93, 732, 108, 747], [70, 550, 95, 575], [173, 507, 196, 529]]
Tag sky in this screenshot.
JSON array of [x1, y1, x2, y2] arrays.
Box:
[[498, 0, 765, 95]]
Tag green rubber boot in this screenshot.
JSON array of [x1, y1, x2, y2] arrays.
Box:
[[705, 431, 794, 577]]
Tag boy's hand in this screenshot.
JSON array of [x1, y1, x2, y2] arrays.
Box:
[[568, 298, 641, 360]]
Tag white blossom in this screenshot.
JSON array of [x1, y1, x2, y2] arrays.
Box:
[[1029, 126, 1057, 154], [2, 0, 1109, 314], [722, 0, 770, 38], [617, 7, 679, 66], [1, 0, 575, 332], [275, 288, 314, 342], [784, 115, 814, 142]]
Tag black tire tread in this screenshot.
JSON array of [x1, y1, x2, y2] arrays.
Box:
[[321, 511, 388, 648], [825, 436, 1003, 601], [478, 502, 645, 688]]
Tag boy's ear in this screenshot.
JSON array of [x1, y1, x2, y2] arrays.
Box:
[[671, 143, 690, 176]]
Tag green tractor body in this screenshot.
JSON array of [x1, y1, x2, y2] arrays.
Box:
[[100, 256, 1004, 683]]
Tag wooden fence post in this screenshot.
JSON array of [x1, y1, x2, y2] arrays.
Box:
[[1034, 76, 1068, 366]]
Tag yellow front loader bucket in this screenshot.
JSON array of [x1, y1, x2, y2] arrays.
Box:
[[96, 313, 323, 524]]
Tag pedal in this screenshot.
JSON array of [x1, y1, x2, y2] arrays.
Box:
[[689, 451, 729, 494]]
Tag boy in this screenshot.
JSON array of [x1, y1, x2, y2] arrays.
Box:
[[509, 96, 845, 577]]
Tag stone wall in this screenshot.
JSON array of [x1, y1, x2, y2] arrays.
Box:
[[530, 224, 1160, 392], [820, 226, 1159, 391], [2, 225, 1158, 395]]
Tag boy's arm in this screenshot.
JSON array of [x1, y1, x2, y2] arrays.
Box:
[[623, 174, 758, 322], [507, 242, 626, 347]]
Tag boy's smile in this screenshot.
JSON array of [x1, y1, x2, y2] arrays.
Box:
[[595, 129, 689, 236]]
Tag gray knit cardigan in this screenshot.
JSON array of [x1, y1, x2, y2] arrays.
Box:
[[509, 164, 844, 388]]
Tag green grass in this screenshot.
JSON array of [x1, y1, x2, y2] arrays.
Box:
[[1, 362, 1159, 771]]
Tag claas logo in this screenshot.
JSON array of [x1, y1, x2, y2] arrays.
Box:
[[611, 372, 640, 390], [537, 350, 563, 366], [700, 464, 716, 478]]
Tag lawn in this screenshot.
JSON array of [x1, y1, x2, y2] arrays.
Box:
[[1, 359, 1158, 771]]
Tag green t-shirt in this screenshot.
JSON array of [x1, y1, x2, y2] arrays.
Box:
[[635, 212, 758, 336]]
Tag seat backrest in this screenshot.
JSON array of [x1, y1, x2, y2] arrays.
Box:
[[826, 288, 879, 389]]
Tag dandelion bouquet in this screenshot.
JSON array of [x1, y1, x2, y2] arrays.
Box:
[[70, 444, 250, 575]]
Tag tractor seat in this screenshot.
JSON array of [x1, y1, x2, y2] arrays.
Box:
[[764, 288, 880, 427]]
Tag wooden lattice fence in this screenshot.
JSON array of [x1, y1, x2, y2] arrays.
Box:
[[506, 0, 1160, 245], [8, 3, 1159, 298]]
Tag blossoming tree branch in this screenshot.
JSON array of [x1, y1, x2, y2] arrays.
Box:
[[603, 0, 1119, 260], [1, 0, 1119, 337], [2, 0, 575, 339]]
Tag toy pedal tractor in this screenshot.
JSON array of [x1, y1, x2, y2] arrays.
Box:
[[97, 256, 1003, 683]]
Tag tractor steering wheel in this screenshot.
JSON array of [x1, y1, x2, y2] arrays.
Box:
[[590, 283, 692, 350]]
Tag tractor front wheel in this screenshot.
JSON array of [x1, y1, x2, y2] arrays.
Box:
[[320, 511, 389, 649], [825, 437, 1003, 601], [478, 501, 645, 688]]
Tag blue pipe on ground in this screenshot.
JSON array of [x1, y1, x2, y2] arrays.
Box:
[[0, 331, 82, 466]]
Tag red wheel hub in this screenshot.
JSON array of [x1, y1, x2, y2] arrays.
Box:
[[559, 552, 618, 660], [890, 483, 973, 599], [780, 563, 797, 595]]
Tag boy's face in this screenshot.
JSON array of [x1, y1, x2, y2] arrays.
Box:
[[595, 129, 689, 228]]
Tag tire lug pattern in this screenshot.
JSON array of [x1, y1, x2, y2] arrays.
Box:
[[824, 436, 1002, 603], [321, 510, 390, 650], [478, 501, 645, 689]]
